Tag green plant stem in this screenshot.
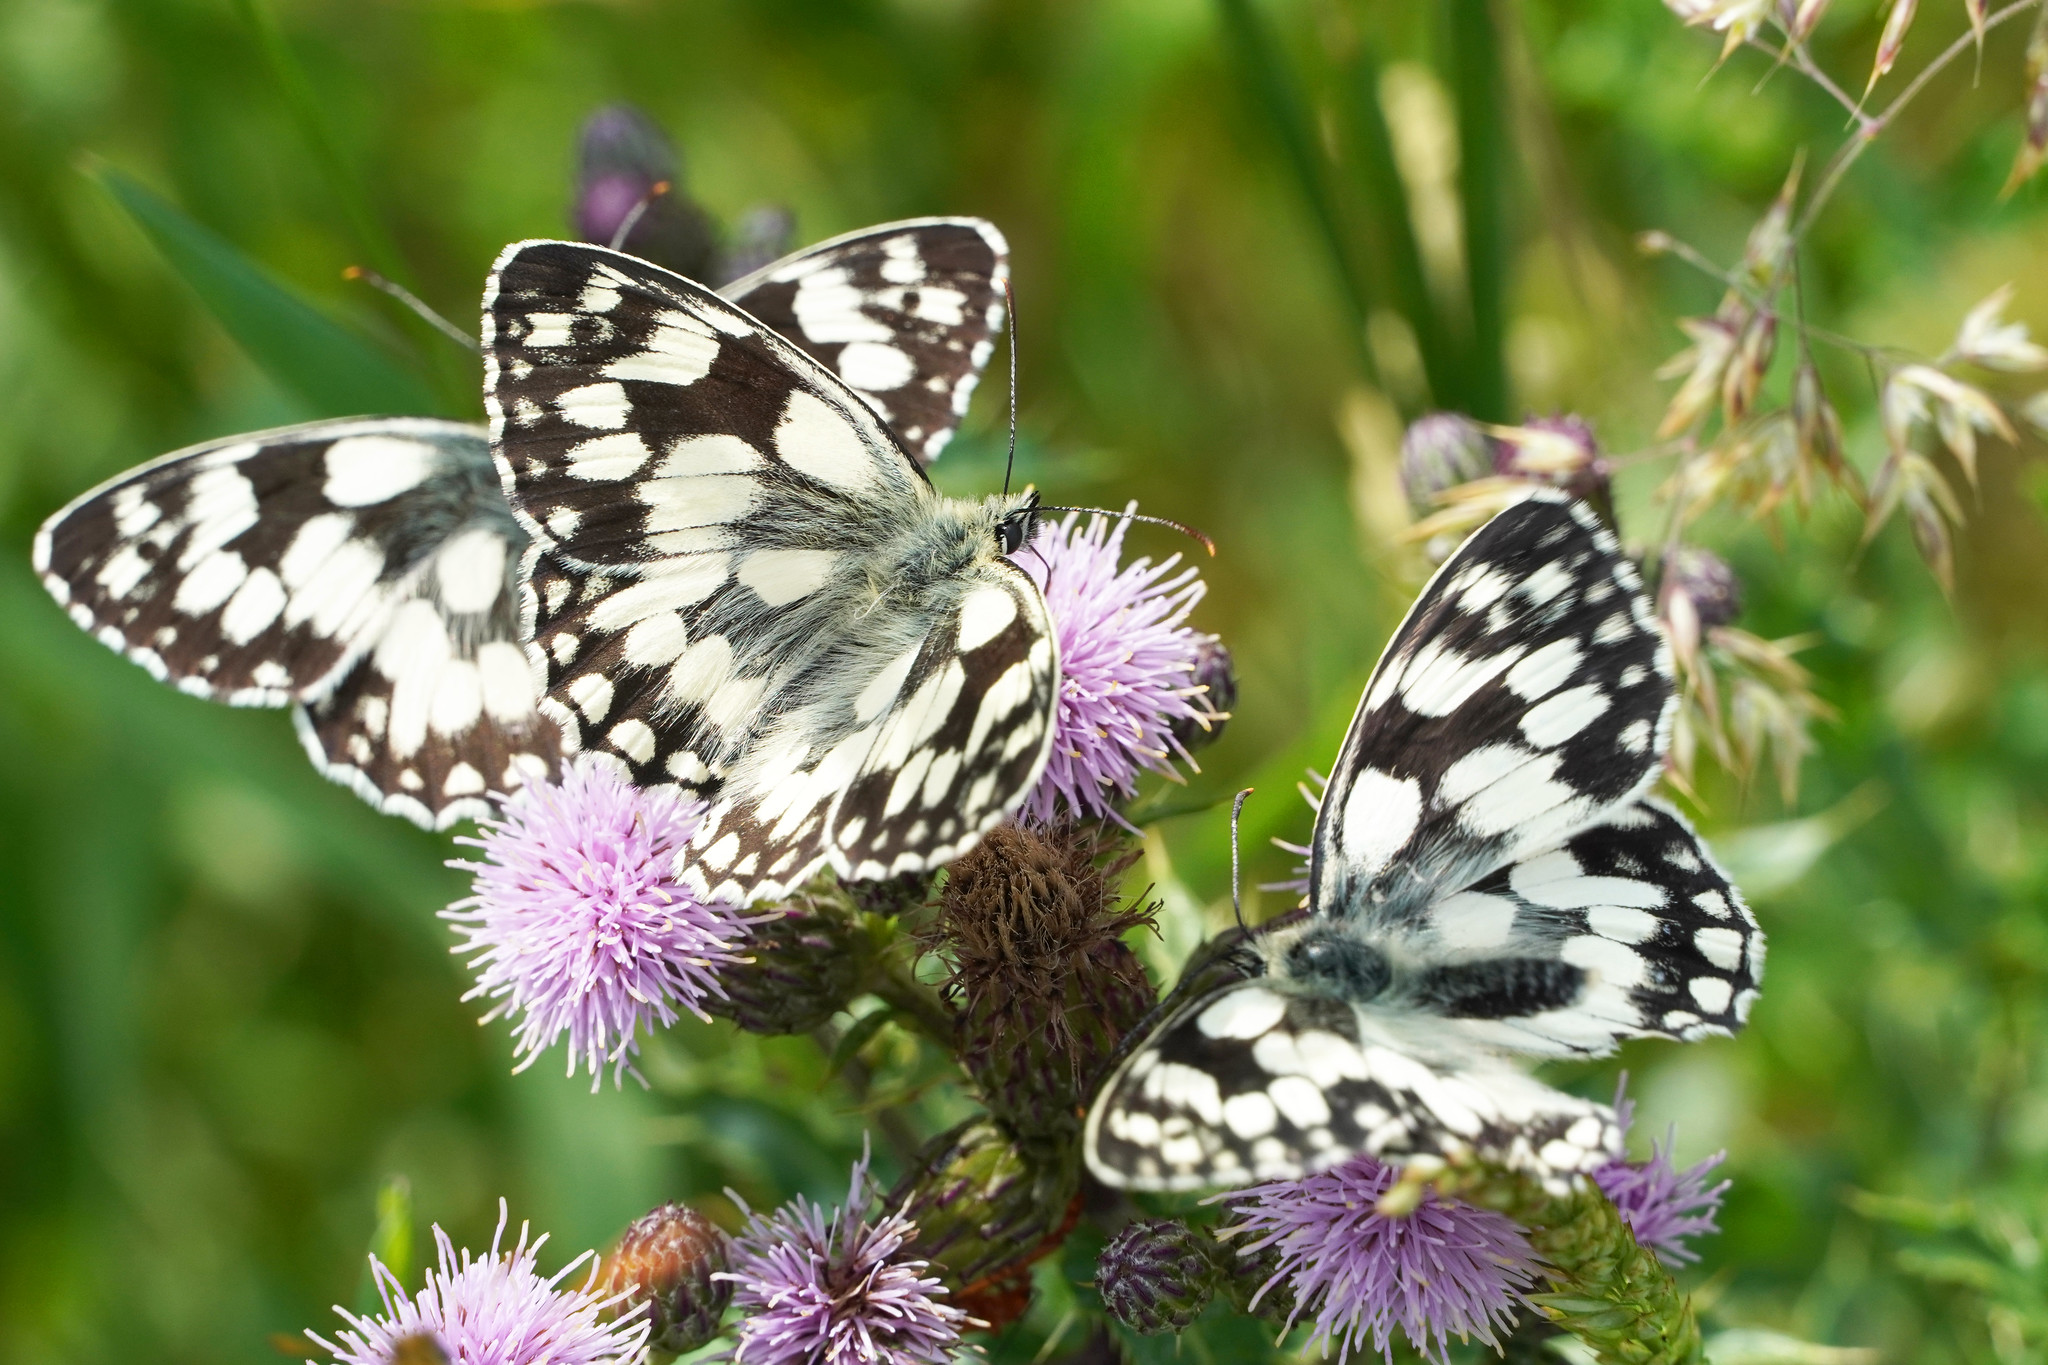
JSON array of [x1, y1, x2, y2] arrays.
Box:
[[1213, 0, 1380, 384], [1445, 1167, 1701, 1365], [1445, 0, 1510, 421], [1795, 0, 2046, 241], [867, 956, 957, 1046]]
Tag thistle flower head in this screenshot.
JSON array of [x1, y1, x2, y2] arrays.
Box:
[[720, 1155, 974, 1365], [1217, 1154, 1540, 1365], [445, 756, 753, 1087], [1013, 508, 1221, 825], [1593, 1084, 1730, 1267], [309, 1201, 648, 1365], [936, 823, 1156, 1151]]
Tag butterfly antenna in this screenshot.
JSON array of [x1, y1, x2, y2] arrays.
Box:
[[1033, 506, 1216, 557], [1230, 787, 1254, 932], [608, 180, 671, 252], [342, 266, 479, 354], [1001, 276, 1019, 498]]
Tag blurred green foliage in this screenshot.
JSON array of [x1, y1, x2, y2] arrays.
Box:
[[5, 1, 2048, 1363]]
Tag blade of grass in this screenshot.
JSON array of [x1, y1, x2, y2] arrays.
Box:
[[98, 166, 444, 416], [1213, 0, 1380, 384], [1337, 40, 1460, 412], [1445, 0, 1510, 420], [229, 0, 408, 285]]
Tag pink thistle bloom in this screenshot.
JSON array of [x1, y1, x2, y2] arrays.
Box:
[[1013, 508, 1223, 825], [1217, 1154, 1540, 1365], [308, 1200, 648, 1365], [1593, 1082, 1730, 1266], [719, 1154, 973, 1365], [445, 756, 753, 1088]]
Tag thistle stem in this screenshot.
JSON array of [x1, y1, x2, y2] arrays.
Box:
[[866, 957, 957, 1046], [1439, 1167, 1701, 1365]]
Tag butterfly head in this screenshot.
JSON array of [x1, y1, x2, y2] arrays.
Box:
[[995, 488, 1042, 557]]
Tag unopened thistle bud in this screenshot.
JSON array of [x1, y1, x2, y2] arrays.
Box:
[[936, 824, 1158, 1161], [1169, 635, 1235, 756], [1097, 1219, 1222, 1335], [1660, 546, 1741, 667], [889, 1118, 1079, 1329], [1499, 416, 1613, 525], [1399, 413, 1495, 508], [573, 104, 718, 280], [602, 1203, 733, 1358], [705, 900, 866, 1036]]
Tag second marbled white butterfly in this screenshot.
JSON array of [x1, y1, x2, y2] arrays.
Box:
[[1083, 490, 1763, 1192]]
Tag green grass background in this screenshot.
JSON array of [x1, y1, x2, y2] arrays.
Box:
[[4, 1, 2048, 1361]]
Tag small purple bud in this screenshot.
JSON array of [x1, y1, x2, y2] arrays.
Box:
[[602, 1203, 733, 1357], [1662, 546, 1743, 632], [1501, 414, 1614, 523], [1169, 635, 1234, 755], [1399, 413, 1494, 508], [1097, 1219, 1221, 1335], [717, 205, 799, 286]]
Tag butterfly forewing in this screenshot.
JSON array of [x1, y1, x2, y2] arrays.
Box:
[[1082, 981, 1622, 1193], [34, 418, 555, 828], [1310, 490, 1673, 927], [723, 218, 1008, 465], [484, 240, 928, 570]]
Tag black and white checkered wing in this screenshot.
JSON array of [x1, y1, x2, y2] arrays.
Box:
[[685, 559, 1058, 904], [1083, 981, 1622, 1193], [723, 219, 1008, 465], [33, 418, 557, 827], [487, 240, 1055, 904], [1415, 798, 1763, 1055], [485, 239, 928, 571], [1310, 490, 1673, 928]]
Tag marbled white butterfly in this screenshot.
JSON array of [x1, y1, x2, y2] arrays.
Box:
[[34, 219, 1015, 831], [1083, 490, 1763, 1191], [485, 235, 1058, 907]]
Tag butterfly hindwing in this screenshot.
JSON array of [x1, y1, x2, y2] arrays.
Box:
[[34, 417, 556, 828], [723, 218, 1009, 465], [1420, 799, 1763, 1056], [1082, 982, 1621, 1193], [682, 557, 1058, 903], [1310, 490, 1673, 927]]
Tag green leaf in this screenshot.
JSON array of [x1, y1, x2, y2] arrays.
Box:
[[1443, 0, 1510, 420], [97, 166, 445, 417], [355, 1176, 413, 1311], [1213, 0, 1379, 384]]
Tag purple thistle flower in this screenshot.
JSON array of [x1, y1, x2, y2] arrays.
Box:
[[1217, 1155, 1540, 1365], [445, 756, 753, 1088], [718, 1154, 974, 1365], [1593, 1083, 1730, 1266], [1013, 508, 1222, 825], [308, 1200, 649, 1365]]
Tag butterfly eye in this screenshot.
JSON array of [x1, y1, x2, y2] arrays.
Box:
[[997, 509, 1035, 556], [1284, 933, 1392, 1002]]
